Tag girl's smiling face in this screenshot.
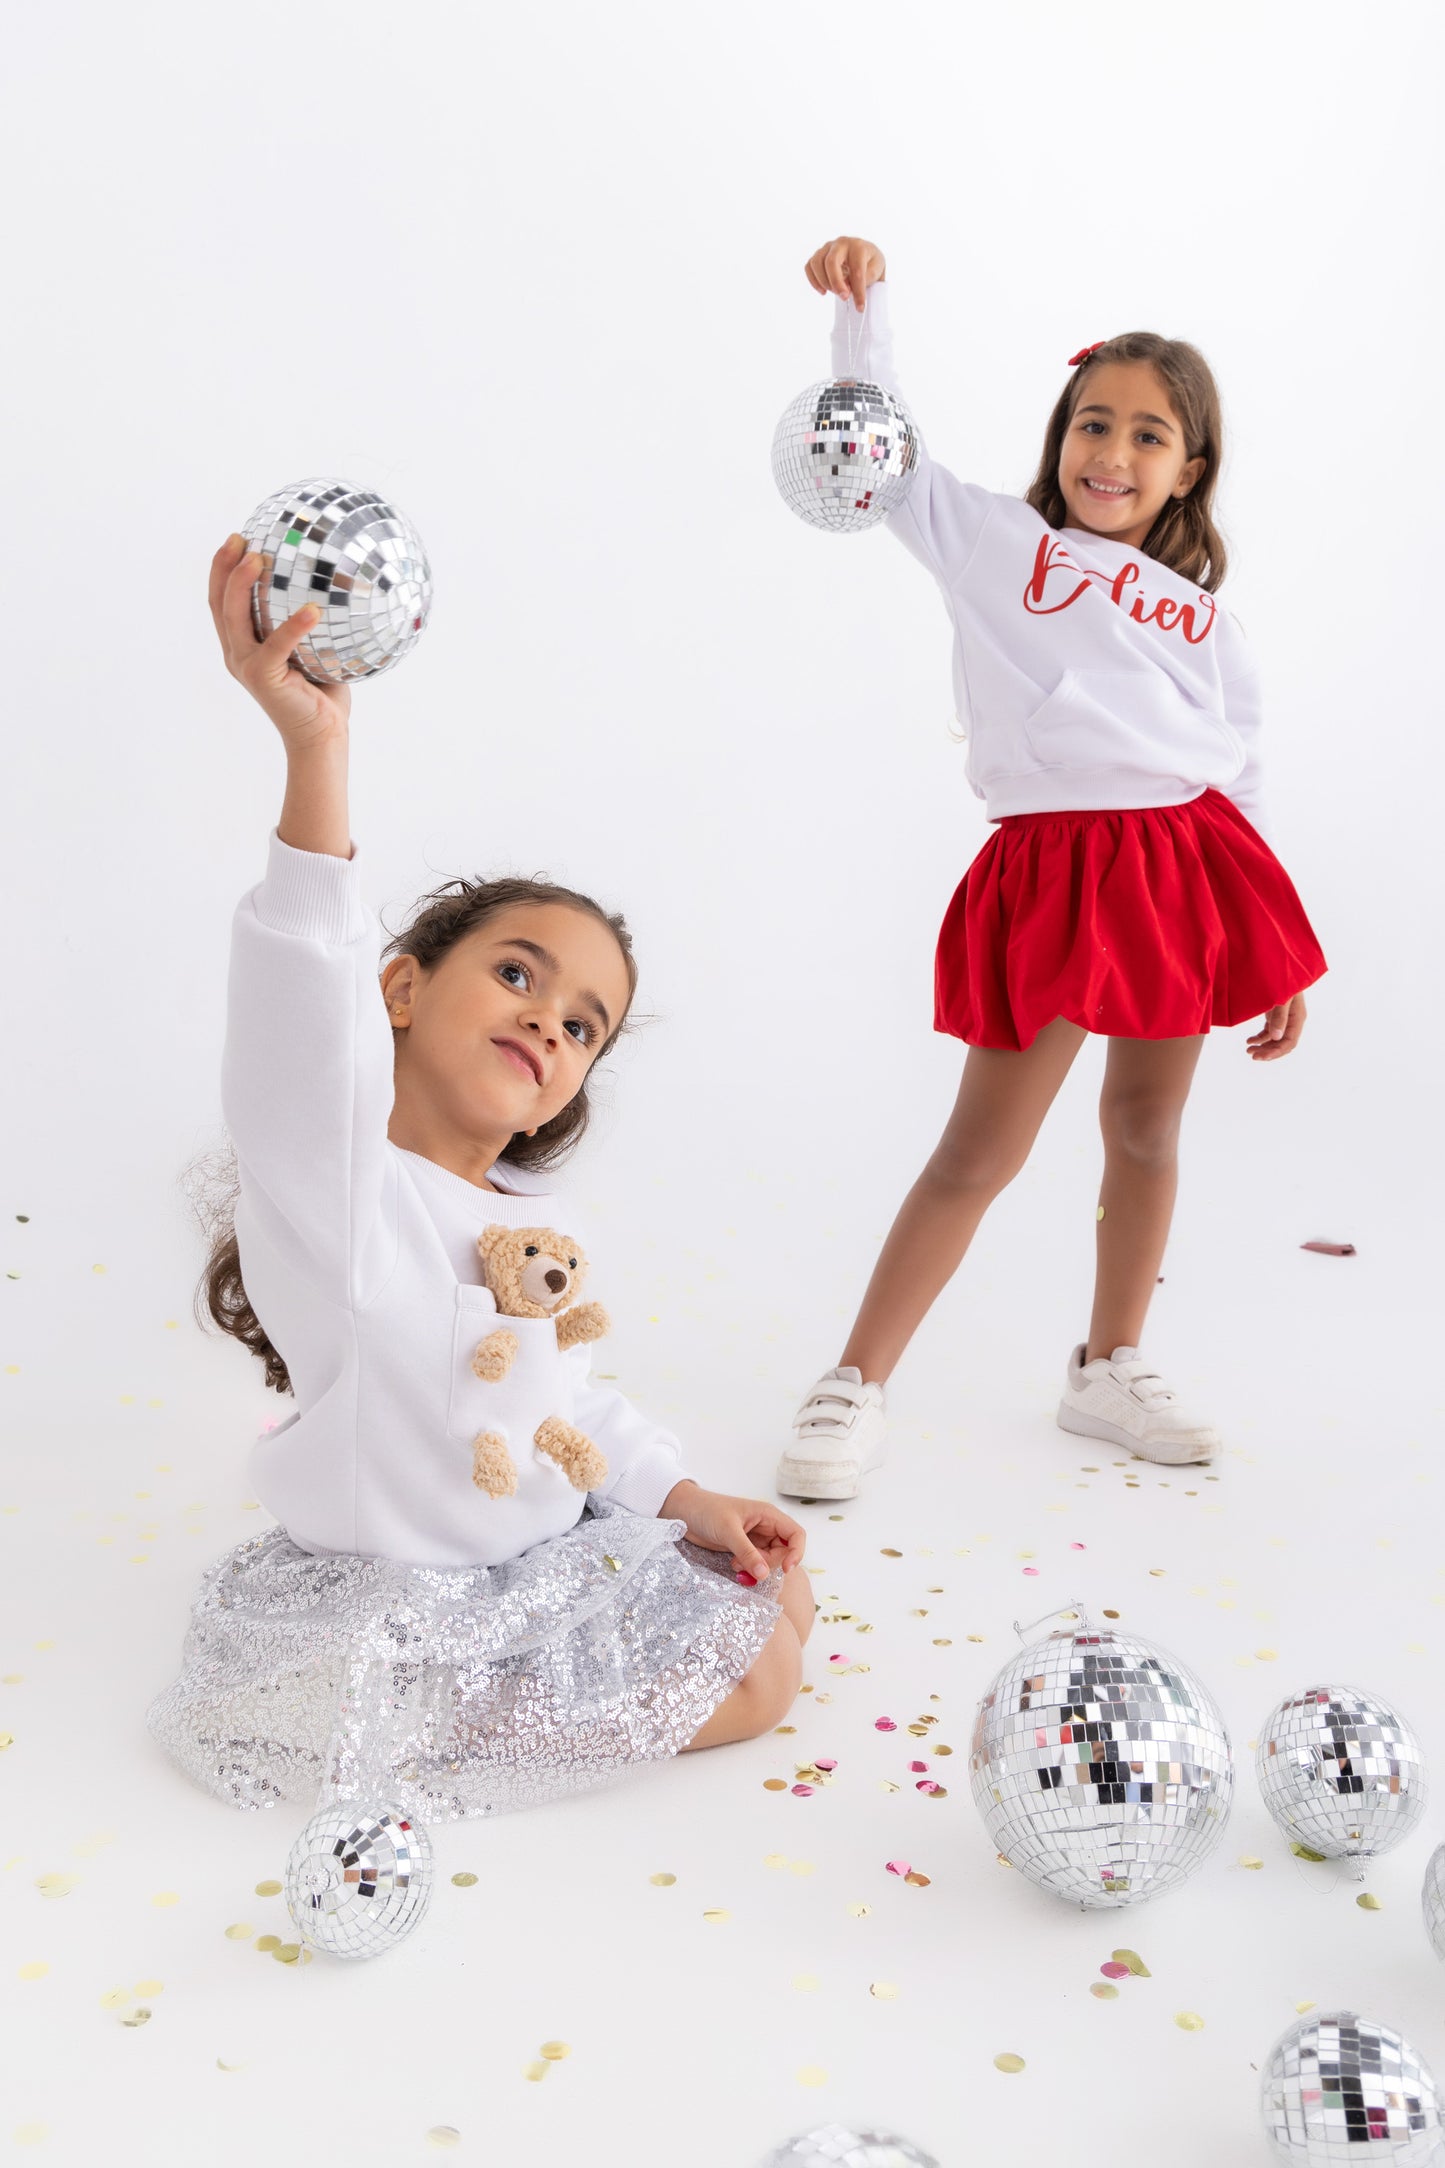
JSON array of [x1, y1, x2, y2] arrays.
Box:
[[1057, 359, 1206, 550], [381, 902, 634, 1166]]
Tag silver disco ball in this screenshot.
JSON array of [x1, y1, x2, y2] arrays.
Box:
[[1424, 1843, 1445, 1961], [761, 2131, 938, 2168], [1261, 2011, 1442, 2163], [242, 476, 433, 684], [771, 379, 919, 533], [1255, 1685, 1427, 1862], [284, 1800, 433, 1959], [969, 1617, 1233, 1908]]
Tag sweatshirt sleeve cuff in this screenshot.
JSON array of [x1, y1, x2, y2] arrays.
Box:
[[605, 1444, 693, 1519], [252, 829, 369, 945]]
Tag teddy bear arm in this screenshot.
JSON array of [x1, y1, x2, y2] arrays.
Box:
[[472, 1430, 519, 1498], [555, 1302, 610, 1351], [472, 1328, 519, 1382], [533, 1416, 609, 1492]]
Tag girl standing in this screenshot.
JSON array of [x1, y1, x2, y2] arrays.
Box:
[[778, 236, 1326, 1502], [149, 535, 813, 1820]]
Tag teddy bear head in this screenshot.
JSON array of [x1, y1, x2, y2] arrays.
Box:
[[477, 1224, 589, 1319]]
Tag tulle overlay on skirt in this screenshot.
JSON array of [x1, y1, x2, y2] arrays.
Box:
[[934, 789, 1327, 1051], [146, 1497, 783, 1821]]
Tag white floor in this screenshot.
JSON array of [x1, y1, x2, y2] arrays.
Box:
[[2, 1162, 1441, 2168]]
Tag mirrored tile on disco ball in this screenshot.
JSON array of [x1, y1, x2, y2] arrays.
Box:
[[241, 477, 433, 685], [1255, 1685, 1427, 1861], [1260, 2011, 1442, 2164], [1424, 1842, 1445, 1961], [969, 1624, 1233, 1908], [771, 380, 919, 533], [761, 2130, 939, 2168], [284, 1799, 433, 1959]]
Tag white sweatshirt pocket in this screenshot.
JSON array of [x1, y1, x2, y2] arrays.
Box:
[[1015, 667, 1244, 784], [445, 1287, 575, 1444]]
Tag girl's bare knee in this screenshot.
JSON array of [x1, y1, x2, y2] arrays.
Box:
[[738, 1620, 803, 1738]]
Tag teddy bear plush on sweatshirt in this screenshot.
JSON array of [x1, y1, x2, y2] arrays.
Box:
[[469, 1225, 612, 1499]]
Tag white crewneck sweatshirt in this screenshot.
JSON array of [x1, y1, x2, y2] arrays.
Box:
[[830, 282, 1272, 840], [227, 831, 688, 1569]]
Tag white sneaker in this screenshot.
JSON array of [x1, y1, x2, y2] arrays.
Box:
[[1056, 1343, 1219, 1465], [776, 1366, 888, 1500]]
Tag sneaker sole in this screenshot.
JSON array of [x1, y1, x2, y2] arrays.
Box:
[[1056, 1401, 1219, 1467], [775, 1449, 885, 1502]]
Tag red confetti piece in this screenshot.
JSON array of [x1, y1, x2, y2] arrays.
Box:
[[792, 1784, 814, 1797], [1301, 1239, 1356, 1256], [885, 1859, 912, 1878], [1100, 1961, 1130, 1979], [909, 1760, 927, 1772], [875, 1719, 897, 1732]]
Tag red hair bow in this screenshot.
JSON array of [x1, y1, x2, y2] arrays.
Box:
[[1068, 341, 1107, 367]]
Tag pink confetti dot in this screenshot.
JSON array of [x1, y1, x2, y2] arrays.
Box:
[[828, 1653, 848, 1667], [909, 1760, 927, 1773], [885, 1859, 912, 1878], [1070, 1542, 1087, 1551], [1100, 1961, 1130, 1979], [916, 1780, 941, 1794], [1022, 1567, 1040, 1577], [875, 1719, 897, 1732], [815, 1758, 838, 1772], [792, 1784, 814, 1797]]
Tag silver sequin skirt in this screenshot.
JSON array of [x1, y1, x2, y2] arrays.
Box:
[[146, 1497, 783, 1821]]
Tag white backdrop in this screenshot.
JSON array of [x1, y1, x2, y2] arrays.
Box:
[[3, 4, 1442, 2164]]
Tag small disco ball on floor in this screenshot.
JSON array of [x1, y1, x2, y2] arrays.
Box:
[[770, 379, 918, 533], [1423, 1842, 1445, 1961], [1255, 1684, 1427, 1863], [970, 1610, 1233, 1908], [1260, 2011, 1442, 2163], [241, 476, 433, 684], [761, 2129, 938, 2167], [284, 1800, 433, 1959]]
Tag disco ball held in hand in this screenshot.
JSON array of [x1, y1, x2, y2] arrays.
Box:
[[969, 1615, 1233, 1908], [1260, 2011, 1442, 2164], [284, 1800, 433, 1959], [242, 477, 433, 685], [1255, 1685, 1427, 1863], [761, 2131, 938, 2168], [1423, 1843, 1445, 1961], [771, 379, 919, 533]]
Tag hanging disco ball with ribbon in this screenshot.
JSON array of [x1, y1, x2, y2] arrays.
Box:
[[969, 1603, 1233, 1909], [1260, 2011, 1442, 2164], [241, 476, 433, 684], [1255, 1685, 1427, 1865], [770, 378, 919, 533], [284, 1799, 434, 1959], [760, 2131, 939, 2168], [1423, 1843, 1445, 1962]]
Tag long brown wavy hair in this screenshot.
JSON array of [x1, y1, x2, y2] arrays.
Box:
[[194, 873, 640, 1396], [1025, 332, 1228, 592]]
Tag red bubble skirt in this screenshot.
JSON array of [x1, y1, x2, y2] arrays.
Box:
[[933, 788, 1327, 1052]]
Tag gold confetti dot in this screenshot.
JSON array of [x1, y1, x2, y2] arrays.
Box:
[[151, 1891, 180, 1908], [1356, 1892, 1383, 1911], [224, 1923, 254, 1940], [134, 1978, 164, 1997], [254, 1935, 281, 1954], [0, 1733, 14, 1751], [1149, 1568, 1166, 1578], [1295, 2000, 1317, 2014], [788, 1860, 816, 1878], [216, 2060, 247, 2072], [1175, 2012, 1205, 2031], [36, 1873, 76, 1899], [272, 1943, 301, 1964], [522, 2062, 549, 2083], [702, 1909, 729, 1924], [966, 1633, 986, 1643], [796, 2066, 828, 2089], [847, 1902, 871, 1918], [17, 1961, 48, 1981], [13, 2124, 47, 2146], [121, 2006, 153, 2027], [792, 1973, 820, 1992], [1239, 1856, 1264, 1871], [880, 1547, 902, 1557], [763, 1778, 788, 1792], [1, 1674, 21, 1685], [427, 2130, 462, 2151], [451, 1872, 478, 1888], [539, 2041, 570, 2062], [254, 1879, 282, 1897], [869, 1981, 899, 2000], [92, 1263, 106, 1274], [1256, 1649, 1279, 1662], [774, 1724, 797, 1735], [1091, 1983, 1119, 2000], [99, 1986, 129, 2008], [1111, 1948, 1150, 1976], [1291, 1843, 1328, 1863], [763, 1854, 787, 1871], [994, 2053, 1026, 2073]]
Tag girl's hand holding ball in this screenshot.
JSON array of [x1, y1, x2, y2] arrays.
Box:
[[208, 534, 351, 752], [804, 235, 886, 310]]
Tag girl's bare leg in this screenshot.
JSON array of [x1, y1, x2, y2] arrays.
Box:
[[839, 1017, 1089, 1384], [1086, 1034, 1206, 1361], [682, 1561, 816, 1752]]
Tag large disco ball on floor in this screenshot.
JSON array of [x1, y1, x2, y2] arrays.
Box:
[[970, 1612, 1233, 1908], [1260, 2011, 1442, 2163], [771, 379, 919, 533], [284, 1799, 433, 1959], [1255, 1685, 1427, 1863], [761, 2131, 938, 2168], [242, 476, 433, 684]]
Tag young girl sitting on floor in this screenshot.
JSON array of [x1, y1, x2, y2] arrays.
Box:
[[148, 535, 812, 1821]]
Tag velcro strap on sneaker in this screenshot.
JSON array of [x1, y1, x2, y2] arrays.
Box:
[[1110, 1358, 1177, 1410], [793, 1376, 868, 1431]]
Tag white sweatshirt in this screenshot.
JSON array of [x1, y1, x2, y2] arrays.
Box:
[[831, 283, 1272, 839], [227, 831, 688, 1569]]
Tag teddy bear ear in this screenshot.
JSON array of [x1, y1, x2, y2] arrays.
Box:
[[477, 1225, 506, 1260]]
